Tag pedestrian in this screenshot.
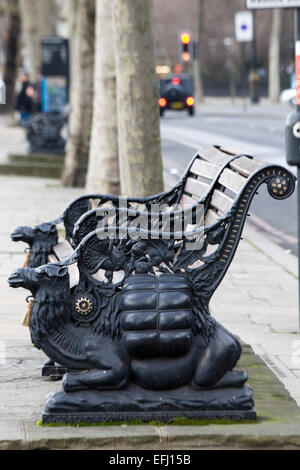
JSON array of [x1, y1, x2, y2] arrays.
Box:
[[15, 72, 34, 125]]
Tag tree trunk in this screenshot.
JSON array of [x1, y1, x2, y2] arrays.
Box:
[[112, 0, 163, 197], [268, 9, 282, 103], [19, 0, 57, 81], [193, 0, 205, 105], [86, 0, 120, 195], [1, 0, 21, 112], [61, 0, 95, 188]]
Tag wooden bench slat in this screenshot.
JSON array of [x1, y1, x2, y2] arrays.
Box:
[[218, 146, 245, 156], [53, 240, 74, 261], [229, 156, 265, 177], [69, 265, 79, 289], [179, 193, 197, 208], [204, 208, 220, 225], [184, 177, 210, 199], [189, 158, 220, 180], [53, 241, 80, 288], [218, 168, 247, 193], [48, 254, 59, 263], [199, 146, 233, 166], [210, 189, 234, 214], [93, 270, 107, 282], [93, 270, 124, 284]]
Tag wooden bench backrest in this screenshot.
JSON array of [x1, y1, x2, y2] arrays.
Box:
[[179, 146, 266, 226]]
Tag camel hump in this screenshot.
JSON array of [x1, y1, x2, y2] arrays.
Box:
[[120, 274, 194, 359]]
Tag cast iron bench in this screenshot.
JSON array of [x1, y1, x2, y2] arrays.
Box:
[[25, 106, 70, 155], [12, 145, 294, 269], [8, 146, 296, 423], [10, 146, 296, 380]]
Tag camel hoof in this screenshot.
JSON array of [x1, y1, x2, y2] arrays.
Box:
[[192, 370, 248, 390]]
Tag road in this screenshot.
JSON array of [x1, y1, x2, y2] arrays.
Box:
[[160, 107, 298, 255]]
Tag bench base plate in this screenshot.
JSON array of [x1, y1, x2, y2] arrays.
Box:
[[42, 384, 256, 424]]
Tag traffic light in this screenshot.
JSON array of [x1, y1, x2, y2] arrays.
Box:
[[178, 30, 193, 63]]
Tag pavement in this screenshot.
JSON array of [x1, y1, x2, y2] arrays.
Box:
[[197, 96, 293, 120], [0, 102, 300, 449], [0, 114, 27, 164]]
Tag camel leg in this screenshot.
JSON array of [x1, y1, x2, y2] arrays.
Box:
[[192, 323, 242, 389], [62, 368, 129, 392], [62, 337, 130, 392]]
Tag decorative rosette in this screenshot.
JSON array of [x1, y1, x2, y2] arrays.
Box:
[[71, 291, 98, 324], [267, 174, 295, 200]]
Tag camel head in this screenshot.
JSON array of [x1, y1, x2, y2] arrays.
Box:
[[8, 263, 69, 295], [10, 222, 58, 246], [10, 225, 35, 244], [10, 223, 58, 268], [9, 263, 71, 343]]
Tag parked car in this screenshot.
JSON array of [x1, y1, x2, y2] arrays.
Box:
[[158, 74, 195, 117]]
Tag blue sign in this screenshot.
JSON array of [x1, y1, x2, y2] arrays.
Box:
[[41, 76, 68, 113]]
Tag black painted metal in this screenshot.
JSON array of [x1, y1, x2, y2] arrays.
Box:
[[25, 110, 68, 155], [8, 156, 296, 422], [9, 258, 254, 422], [42, 384, 256, 424], [10, 222, 58, 268]]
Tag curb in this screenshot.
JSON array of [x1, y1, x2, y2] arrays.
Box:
[[1, 426, 300, 450]]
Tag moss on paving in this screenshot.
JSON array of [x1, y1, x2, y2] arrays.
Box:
[[37, 418, 257, 428], [237, 344, 300, 425], [8, 153, 64, 163]]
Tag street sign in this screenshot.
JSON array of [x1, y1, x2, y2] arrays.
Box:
[[246, 0, 300, 9], [41, 37, 69, 78], [235, 11, 254, 42]]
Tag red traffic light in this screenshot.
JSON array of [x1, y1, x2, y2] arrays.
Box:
[[180, 32, 191, 45]]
